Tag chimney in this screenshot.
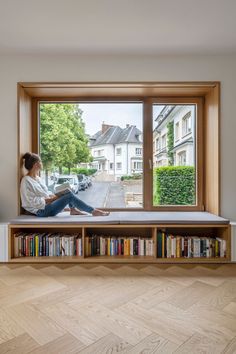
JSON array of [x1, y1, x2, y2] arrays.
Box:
[[126, 124, 130, 128], [102, 122, 113, 133]]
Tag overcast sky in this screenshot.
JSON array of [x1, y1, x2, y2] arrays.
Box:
[[79, 103, 164, 136], [79, 103, 142, 136]]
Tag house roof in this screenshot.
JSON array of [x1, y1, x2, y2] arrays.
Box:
[[89, 125, 142, 147]]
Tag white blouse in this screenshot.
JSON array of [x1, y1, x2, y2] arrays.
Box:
[[20, 175, 51, 214]]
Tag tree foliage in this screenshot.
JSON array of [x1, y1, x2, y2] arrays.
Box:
[[40, 104, 92, 173]]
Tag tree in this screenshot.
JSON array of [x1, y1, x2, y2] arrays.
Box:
[[40, 103, 92, 184]]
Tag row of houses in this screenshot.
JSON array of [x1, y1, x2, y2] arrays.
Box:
[[85, 106, 195, 180]]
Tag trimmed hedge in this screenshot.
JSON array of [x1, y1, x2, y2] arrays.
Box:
[[153, 166, 195, 205], [121, 174, 142, 181], [62, 167, 97, 176]]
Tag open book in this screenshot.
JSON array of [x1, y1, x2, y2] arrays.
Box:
[[54, 182, 72, 197]]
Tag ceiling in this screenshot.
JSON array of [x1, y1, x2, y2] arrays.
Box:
[[0, 0, 235, 56]]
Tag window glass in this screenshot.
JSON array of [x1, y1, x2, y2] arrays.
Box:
[[39, 102, 143, 208], [152, 104, 196, 206]]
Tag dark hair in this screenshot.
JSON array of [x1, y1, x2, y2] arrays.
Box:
[[22, 152, 40, 171]]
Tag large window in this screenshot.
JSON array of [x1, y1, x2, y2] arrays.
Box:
[[38, 99, 202, 210], [18, 82, 219, 214], [39, 102, 143, 209]]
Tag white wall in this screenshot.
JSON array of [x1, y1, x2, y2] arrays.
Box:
[[0, 54, 236, 221]]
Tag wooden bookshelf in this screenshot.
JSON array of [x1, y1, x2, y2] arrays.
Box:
[[8, 221, 231, 263]]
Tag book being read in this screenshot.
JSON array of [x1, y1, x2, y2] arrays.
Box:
[[54, 182, 72, 197]]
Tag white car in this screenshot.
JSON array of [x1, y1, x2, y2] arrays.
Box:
[[53, 175, 79, 194]]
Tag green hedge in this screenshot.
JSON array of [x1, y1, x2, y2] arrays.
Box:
[[153, 166, 195, 205], [121, 174, 142, 181], [61, 167, 97, 176]]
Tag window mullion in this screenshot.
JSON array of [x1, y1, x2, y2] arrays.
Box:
[[143, 99, 153, 210]]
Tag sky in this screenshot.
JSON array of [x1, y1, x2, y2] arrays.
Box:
[[79, 103, 165, 136], [79, 103, 144, 136], [40, 102, 164, 136]]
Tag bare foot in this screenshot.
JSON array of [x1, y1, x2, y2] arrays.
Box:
[[92, 209, 110, 216], [70, 208, 89, 216]]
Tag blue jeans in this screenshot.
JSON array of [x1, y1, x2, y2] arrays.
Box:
[[36, 191, 94, 217]]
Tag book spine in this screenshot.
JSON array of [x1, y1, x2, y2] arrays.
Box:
[[35, 235, 39, 257]]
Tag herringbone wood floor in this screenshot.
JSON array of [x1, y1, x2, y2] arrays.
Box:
[[0, 264, 236, 353]]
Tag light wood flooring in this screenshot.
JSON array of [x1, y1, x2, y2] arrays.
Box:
[[0, 263, 236, 353]]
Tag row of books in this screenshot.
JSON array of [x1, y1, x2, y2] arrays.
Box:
[[14, 232, 82, 257], [85, 235, 154, 256], [157, 232, 227, 258]]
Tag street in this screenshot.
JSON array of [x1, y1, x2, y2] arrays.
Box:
[[77, 181, 110, 208], [77, 180, 142, 209]]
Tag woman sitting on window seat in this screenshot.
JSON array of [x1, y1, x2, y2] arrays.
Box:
[[20, 152, 110, 217]]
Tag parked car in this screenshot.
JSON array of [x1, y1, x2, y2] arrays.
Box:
[[53, 175, 79, 194], [85, 175, 92, 187], [77, 174, 88, 191]]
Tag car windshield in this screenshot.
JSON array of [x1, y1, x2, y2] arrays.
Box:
[[57, 177, 74, 184], [77, 175, 84, 181]]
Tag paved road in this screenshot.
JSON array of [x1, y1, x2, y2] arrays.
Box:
[[104, 182, 126, 208], [77, 181, 141, 209], [77, 181, 110, 208]]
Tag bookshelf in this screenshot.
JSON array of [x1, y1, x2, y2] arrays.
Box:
[[8, 216, 231, 263]]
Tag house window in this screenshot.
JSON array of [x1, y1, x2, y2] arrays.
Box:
[[97, 149, 104, 157], [161, 134, 167, 149], [175, 122, 180, 141], [133, 161, 142, 170], [116, 148, 122, 155], [116, 162, 122, 170], [178, 151, 187, 166], [135, 148, 142, 155], [155, 138, 160, 151], [182, 112, 191, 136], [110, 163, 113, 169]]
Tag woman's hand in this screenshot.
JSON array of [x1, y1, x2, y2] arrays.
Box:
[[45, 195, 58, 204]]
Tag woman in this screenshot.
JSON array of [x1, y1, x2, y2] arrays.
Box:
[[20, 152, 110, 217]]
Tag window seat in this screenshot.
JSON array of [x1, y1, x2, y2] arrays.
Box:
[[8, 212, 231, 263], [10, 211, 229, 225]]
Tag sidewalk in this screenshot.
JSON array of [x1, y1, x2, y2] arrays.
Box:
[[104, 180, 143, 208]]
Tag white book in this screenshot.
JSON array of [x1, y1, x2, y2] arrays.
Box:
[[130, 239, 133, 256], [70, 236, 74, 256], [216, 238, 224, 257], [166, 236, 171, 258], [188, 238, 191, 258], [61, 237, 65, 256], [54, 182, 72, 196], [171, 236, 176, 258]]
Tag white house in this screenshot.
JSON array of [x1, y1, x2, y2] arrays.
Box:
[[153, 105, 195, 167], [89, 123, 143, 180]]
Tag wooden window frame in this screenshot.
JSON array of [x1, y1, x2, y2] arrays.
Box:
[[17, 82, 220, 215]]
